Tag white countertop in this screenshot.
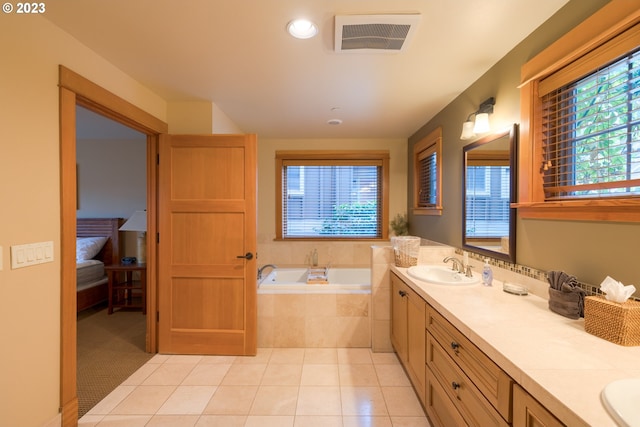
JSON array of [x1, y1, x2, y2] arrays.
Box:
[[391, 265, 640, 427]]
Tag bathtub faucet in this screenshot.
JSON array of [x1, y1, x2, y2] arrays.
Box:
[[258, 264, 277, 280]]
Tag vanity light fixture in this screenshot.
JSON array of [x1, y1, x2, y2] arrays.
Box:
[[287, 19, 318, 39], [460, 97, 496, 140]]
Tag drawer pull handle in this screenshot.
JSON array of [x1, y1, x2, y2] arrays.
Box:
[[451, 381, 460, 390], [450, 341, 460, 353], [398, 290, 407, 297]]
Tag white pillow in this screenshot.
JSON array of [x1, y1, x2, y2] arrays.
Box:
[[76, 237, 108, 261]]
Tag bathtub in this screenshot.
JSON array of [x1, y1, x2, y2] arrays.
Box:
[[258, 267, 371, 294]]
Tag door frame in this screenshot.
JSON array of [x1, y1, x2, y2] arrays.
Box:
[[59, 65, 167, 427]]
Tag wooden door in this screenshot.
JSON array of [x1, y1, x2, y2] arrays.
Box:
[[158, 134, 257, 355]]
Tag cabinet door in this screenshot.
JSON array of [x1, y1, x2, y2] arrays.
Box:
[[391, 273, 408, 362], [513, 385, 564, 427], [407, 288, 426, 404]]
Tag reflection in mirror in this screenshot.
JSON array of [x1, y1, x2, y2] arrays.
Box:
[[463, 124, 518, 262]]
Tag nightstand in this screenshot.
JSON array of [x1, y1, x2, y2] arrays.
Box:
[[105, 263, 146, 314]]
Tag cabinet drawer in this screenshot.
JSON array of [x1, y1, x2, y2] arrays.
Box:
[[427, 332, 509, 427], [425, 368, 468, 427], [427, 305, 513, 421]]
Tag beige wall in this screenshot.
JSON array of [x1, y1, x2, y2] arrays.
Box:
[[0, 15, 166, 427], [408, 0, 640, 289], [256, 138, 407, 267]]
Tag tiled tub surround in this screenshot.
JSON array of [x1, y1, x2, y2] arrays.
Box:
[[257, 237, 373, 267], [256, 237, 379, 349], [370, 243, 456, 352], [257, 292, 371, 348], [392, 264, 640, 427]]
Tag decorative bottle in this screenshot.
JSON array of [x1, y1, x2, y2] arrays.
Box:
[[482, 259, 493, 286]]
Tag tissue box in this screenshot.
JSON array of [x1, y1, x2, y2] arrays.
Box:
[[584, 296, 640, 346]]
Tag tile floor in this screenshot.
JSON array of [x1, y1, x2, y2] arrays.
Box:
[[79, 348, 431, 427]]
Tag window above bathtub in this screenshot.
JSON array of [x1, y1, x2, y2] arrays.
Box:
[[275, 150, 390, 240]]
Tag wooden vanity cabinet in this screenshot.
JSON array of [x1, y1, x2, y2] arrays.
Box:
[[391, 272, 426, 404], [513, 385, 565, 427], [390, 270, 563, 427], [426, 305, 513, 422]]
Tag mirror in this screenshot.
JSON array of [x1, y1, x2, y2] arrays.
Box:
[[463, 124, 518, 262]]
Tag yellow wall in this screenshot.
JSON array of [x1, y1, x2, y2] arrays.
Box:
[[0, 15, 166, 427], [257, 138, 407, 266]]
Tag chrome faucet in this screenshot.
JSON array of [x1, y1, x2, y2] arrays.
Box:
[[443, 256, 464, 273], [257, 264, 277, 280]]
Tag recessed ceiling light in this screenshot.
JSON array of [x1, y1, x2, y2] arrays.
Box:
[[287, 19, 318, 39]]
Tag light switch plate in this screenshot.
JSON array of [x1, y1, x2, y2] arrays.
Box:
[[11, 241, 54, 269]]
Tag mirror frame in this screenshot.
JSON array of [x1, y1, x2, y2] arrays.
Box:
[[462, 123, 518, 263]]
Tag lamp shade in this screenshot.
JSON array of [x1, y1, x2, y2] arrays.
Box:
[[119, 210, 147, 232], [460, 121, 475, 140], [473, 113, 491, 134]]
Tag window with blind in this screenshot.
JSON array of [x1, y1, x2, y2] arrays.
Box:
[[518, 3, 640, 222], [541, 47, 640, 200], [413, 127, 442, 215], [276, 151, 389, 240], [417, 147, 437, 206]]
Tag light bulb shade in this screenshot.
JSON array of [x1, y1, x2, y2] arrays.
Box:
[[287, 19, 318, 39], [473, 113, 491, 134], [460, 121, 475, 140], [119, 210, 147, 232]]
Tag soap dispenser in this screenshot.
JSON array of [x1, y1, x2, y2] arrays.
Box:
[[482, 259, 493, 286]]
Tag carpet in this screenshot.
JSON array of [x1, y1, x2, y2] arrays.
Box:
[[77, 303, 153, 418]]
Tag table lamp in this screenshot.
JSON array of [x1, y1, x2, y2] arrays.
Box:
[[119, 210, 147, 264]]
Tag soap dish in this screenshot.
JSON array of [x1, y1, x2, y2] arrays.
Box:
[[503, 282, 528, 296]]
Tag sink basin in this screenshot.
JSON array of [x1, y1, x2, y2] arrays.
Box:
[[407, 265, 480, 286], [602, 378, 640, 427]]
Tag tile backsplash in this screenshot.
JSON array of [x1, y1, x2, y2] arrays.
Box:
[[455, 248, 639, 301]]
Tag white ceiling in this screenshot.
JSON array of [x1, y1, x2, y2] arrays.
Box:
[[46, 0, 570, 139]]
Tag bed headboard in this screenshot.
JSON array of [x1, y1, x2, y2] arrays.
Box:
[[76, 218, 123, 265]]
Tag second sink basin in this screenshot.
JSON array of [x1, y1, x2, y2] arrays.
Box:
[[602, 378, 640, 427], [407, 265, 480, 286]]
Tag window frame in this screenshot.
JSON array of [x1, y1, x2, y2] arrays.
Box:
[[413, 127, 443, 216], [517, 2, 640, 222], [275, 150, 390, 241]]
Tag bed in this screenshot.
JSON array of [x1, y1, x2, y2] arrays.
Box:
[[76, 218, 122, 312]]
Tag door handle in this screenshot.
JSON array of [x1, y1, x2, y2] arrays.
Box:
[[236, 252, 254, 260]]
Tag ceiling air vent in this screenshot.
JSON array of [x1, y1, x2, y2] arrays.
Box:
[[335, 14, 421, 53]]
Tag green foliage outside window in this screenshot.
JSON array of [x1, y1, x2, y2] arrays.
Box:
[[318, 201, 378, 236], [569, 52, 640, 196]]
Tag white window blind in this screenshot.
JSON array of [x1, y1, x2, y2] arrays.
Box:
[[539, 25, 640, 200], [282, 161, 382, 238], [417, 146, 437, 207], [465, 165, 510, 238]]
